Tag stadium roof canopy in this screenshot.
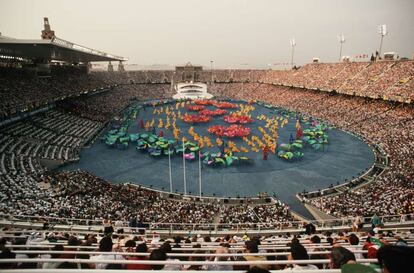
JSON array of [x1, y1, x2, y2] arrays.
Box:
[[0, 36, 127, 63]]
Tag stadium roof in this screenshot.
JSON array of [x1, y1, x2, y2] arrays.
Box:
[[0, 36, 127, 63]]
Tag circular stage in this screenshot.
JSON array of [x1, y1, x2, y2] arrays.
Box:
[[61, 99, 375, 216]]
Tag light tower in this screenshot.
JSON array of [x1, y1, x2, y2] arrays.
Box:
[[377, 24, 388, 58], [41, 17, 55, 40], [338, 33, 345, 62], [290, 38, 296, 69]]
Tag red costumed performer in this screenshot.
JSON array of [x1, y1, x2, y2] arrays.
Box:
[[263, 146, 270, 160]]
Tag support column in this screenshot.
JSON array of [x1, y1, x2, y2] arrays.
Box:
[[118, 61, 125, 72], [108, 61, 114, 72]]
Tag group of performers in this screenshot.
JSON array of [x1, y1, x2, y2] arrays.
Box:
[[137, 99, 297, 161]]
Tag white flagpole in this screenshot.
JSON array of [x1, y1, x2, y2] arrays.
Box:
[[183, 139, 187, 195], [168, 145, 172, 193], [199, 151, 202, 198]]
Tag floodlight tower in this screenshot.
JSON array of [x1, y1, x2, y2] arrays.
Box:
[[290, 38, 296, 69], [41, 17, 55, 40], [377, 25, 388, 58], [338, 34, 345, 62]]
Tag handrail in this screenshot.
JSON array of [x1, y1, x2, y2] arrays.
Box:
[[0, 270, 349, 273], [2, 213, 412, 227], [0, 258, 378, 265], [8, 250, 369, 257], [5, 244, 410, 251]]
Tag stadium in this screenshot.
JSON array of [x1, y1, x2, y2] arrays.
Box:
[[0, 2, 413, 272]]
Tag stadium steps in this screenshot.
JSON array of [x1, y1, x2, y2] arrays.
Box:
[[303, 203, 336, 221]]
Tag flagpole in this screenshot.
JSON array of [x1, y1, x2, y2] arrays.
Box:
[[182, 139, 187, 195], [199, 151, 202, 198], [168, 145, 172, 193]]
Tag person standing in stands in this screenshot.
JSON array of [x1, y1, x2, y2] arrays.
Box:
[[371, 214, 382, 232], [304, 221, 316, 235], [103, 218, 114, 235], [352, 215, 363, 232]]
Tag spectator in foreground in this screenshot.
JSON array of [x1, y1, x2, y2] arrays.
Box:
[[329, 246, 356, 269], [42, 245, 64, 269], [89, 236, 124, 269], [159, 242, 182, 270], [376, 245, 414, 273], [186, 250, 205, 271], [205, 246, 233, 271], [347, 233, 363, 259], [0, 249, 16, 269], [246, 267, 271, 273], [243, 240, 268, 270], [309, 235, 325, 268], [126, 242, 151, 270], [284, 242, 318, 270], [341, 263, 376, 273], [149, 249, 167, 270]]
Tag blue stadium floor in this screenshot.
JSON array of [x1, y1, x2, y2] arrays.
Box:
[[61, 100, 375, 218]]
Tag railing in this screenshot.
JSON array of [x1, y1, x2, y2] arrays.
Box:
[[0, 258, 379, 267], [1, 213, 413, 237], [6, 250, 370, 256], [2, 269, 356, 273], [2, 243, 382, 251]]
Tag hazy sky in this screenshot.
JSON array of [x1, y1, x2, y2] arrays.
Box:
[[1, 0, 413, 69]]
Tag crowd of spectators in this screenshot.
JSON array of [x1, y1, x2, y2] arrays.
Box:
[[0, 169, 294, 227], [0, 68, 121, 121], [0, 75, 293, 226], [212, 60, 413, 103], [2, 60, 413, 123], [1, 61, 413, 229], [0, 108, 104, 217], [220, 202, 293, 229], [0, 109, 102, 175], [0, 225, 412, 271], [210, 82, 414, 218], [57, 84, 173, 122]]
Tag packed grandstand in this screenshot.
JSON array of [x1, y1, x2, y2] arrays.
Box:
[[0, 59, 413, 271], [0, 9, 413, 272]]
